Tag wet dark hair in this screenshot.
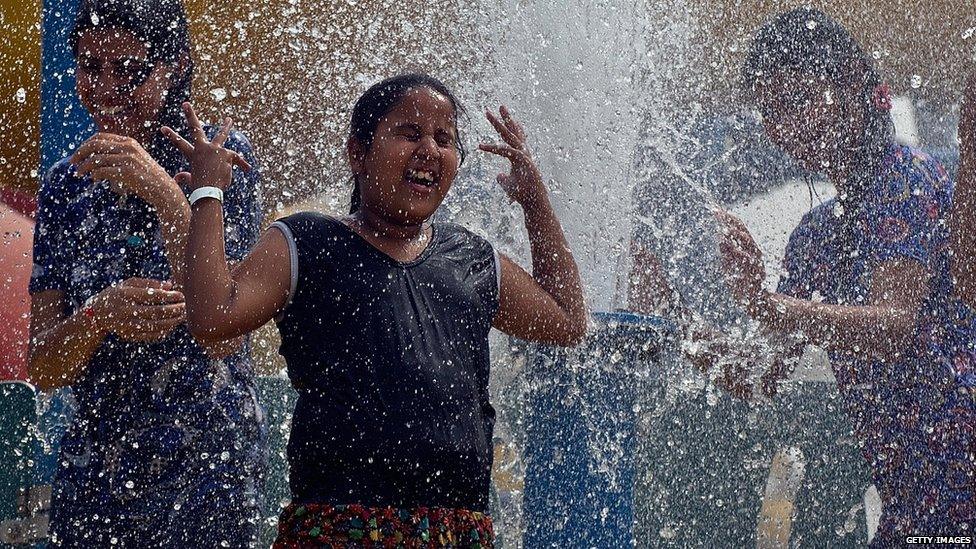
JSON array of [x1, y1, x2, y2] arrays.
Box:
[[70, 0, 193, 160], [743, 8, 894, 263], [347, 73, 466, 213], [742, 8, 893, 200]]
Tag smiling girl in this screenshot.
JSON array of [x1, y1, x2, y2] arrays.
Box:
[[168, 73, 587, 547], [28, 0, 265, 545]]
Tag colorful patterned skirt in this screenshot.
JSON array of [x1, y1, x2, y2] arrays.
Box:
[[273, 503, 495, 548]]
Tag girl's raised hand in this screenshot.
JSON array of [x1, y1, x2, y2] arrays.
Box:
[[161, 102, 251, 191], [479, 106, 546, 208], [71, 133, 177, 208], [715, 209, 769, 318]]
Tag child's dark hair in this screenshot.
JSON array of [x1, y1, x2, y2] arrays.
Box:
[[71, 0, 193, 152], [348, 73, 467, 213], [742, 8, 893, 200]]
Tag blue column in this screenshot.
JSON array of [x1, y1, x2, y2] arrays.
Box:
[[41, 0, 93, 174], [523, 312, 673, 547]]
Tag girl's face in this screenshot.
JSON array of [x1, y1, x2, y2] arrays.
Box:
[[75, 29, 174, 141], [352, 87, 461, 225], [754, 70, 862, 174]]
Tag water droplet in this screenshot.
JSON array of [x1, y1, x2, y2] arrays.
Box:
[[805, 19, 817, 30], [210, 88, 227, 102], [90, 12, 100, 25], [964, 27, 975, 40], [14, 88, 25, 104], [124, 480, 134, 489], [910, 74, 923, 89], [220, 451, 230, 461]]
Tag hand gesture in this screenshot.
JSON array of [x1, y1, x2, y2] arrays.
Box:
[[479, 106, 547, 208], [89, 278, 186, 342], [161, 102, 251, 191], [71, 133, 178, 208], [715, 210, 769, 318]]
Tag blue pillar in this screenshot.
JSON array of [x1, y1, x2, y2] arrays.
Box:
[[41, 0, 93, 174], [523, 312, 673, 547]]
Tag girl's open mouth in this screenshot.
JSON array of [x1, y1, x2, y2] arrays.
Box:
[[96, 104, 135, 118], [405, 168, 438, 194]]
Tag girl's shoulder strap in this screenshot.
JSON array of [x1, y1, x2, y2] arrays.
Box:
[[434, 222, 493, 252], [274, 211, 343, 238], [270, 212, 348, 319]]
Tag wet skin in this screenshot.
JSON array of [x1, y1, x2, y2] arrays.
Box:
[[75, 29, 177, 144]]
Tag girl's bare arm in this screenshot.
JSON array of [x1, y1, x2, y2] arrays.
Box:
[[480, 106, 587, 346], [163, 103, 291, 343]]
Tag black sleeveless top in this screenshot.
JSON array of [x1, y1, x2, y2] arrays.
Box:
[[273, 212, 500, 512]]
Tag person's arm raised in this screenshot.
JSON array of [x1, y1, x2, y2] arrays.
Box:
[[71, 134, 191, 287], [163, 103, 291, 344], [480, 106, 587, 346], [717, 210, 927, 360]]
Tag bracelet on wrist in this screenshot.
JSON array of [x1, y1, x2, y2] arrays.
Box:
[[188, 186, 224, 206], [81, 297, 100, 332]]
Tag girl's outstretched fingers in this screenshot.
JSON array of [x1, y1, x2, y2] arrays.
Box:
[[213, 117, 251, 171], [478, 142, 523, 161], [181, 101, 206, 140], [499, 105, 525, 141], [212, 117, 234, 147], [485, 108, 521, 149], [231, 151, 252, 172], [479, 105, 545, 206], [160, 114, 251, 173], [161, 126, 193, 156]]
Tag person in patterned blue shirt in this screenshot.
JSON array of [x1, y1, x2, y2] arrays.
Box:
[[716, 8, 974, 545], [28, 0, 266, 546]]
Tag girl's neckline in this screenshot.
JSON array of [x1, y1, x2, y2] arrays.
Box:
[[329, 216, 439, 268]]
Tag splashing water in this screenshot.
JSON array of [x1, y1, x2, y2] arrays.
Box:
[[472, 0, 688, 311], [449, 0, 787, 543]]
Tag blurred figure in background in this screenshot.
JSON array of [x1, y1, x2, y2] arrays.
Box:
[[27, 0, 265, 545], [0, 204, 33, 381], [716, 7, 973, 543]]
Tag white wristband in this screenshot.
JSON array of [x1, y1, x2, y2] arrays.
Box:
[[188, 186, 224, 206]]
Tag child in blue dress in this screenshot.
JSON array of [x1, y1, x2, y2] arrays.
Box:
[[716, 8, 974, 544], [167, 73, 587, 546], [28, 0, 265, 545]]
